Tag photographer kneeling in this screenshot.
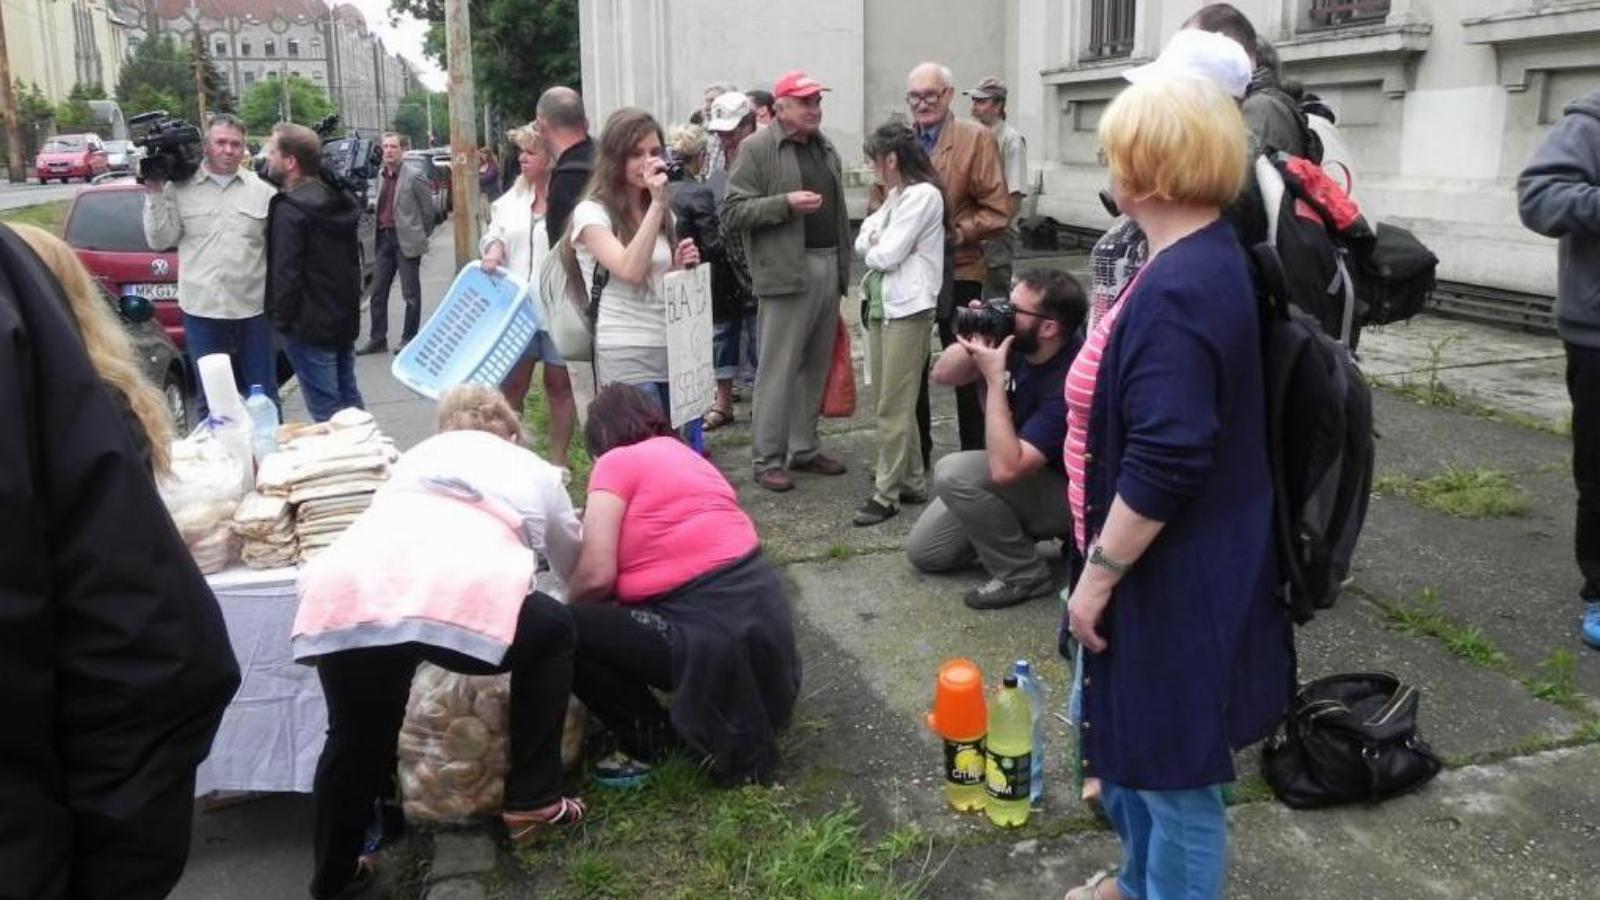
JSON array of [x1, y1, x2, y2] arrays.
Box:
[[907, 268, 1085, 610]]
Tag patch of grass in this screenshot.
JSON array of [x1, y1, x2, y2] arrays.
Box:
[[1383, 587, 1511, 670], [515, 759, 930, 899], [826, 542, 854, 561], [1224, 775, 1277, 807], [0, 200, 69, 234], [1371, 377, 1570, 437], [1374, 467, 1532, 519], [1527, 649, 1580, 706], [521, 383, 592, 505], [1443, 721, 1600, 768]]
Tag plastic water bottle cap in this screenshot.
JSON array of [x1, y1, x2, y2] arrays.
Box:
[[249, 384, 265, 397], [1014, 659, 1031, 676], [1003, 674, 1019, 689]]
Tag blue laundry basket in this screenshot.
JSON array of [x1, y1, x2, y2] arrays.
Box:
[[391, 261, 542, 399]]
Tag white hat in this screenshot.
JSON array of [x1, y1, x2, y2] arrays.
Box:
[[706, 91, 754, 133], [1123, 29, 1252, 100]]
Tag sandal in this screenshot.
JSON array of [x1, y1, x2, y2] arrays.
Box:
[[703, 407, 735, 431], [502, 797, 587, 848], [1063, 869, 1122, 900]]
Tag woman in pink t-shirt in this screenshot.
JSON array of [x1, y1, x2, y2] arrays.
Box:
[[568, 386, 800, 787]]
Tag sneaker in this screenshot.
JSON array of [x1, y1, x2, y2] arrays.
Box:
[[964, 575, 1057, 611], [853, 497, 898, 527], [355, 338, 388, 356], [1583, 600, 1600, 650], [791, 452, 847, 476], [898, 487, 929, 505], [593, 751, 652, 789]]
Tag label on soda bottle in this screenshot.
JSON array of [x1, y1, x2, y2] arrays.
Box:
[[984, 750, 1032, 802], [944, 738, 985, 786]]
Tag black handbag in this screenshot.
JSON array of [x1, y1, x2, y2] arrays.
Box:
[[1261, 672, 1443, 809]]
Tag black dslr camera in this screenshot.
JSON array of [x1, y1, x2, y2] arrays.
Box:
[[129, 110, 203, 183], [953, 299, 1017, 340]]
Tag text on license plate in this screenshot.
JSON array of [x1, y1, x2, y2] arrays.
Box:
[[127, 282, 179, 300]]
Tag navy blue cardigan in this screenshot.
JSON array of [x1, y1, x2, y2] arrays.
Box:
[[1076, 219, 1291, 790]]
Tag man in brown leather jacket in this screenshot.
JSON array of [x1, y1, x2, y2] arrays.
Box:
[[872, 61, 1010, 463]]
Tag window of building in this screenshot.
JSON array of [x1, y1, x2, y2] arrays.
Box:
[[288, 38, 300, 57], [1304, 0, 1391, 31], [265, 39, 276, 57], [215, 40, 227, 57], [267, 70, 278, 80], [244, 71, 256, 87], [240, 39, 251, 56], [312, 70, 324, 80], [1084, 0, 1137, 61]]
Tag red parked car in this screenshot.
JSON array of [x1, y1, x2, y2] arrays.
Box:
[[35, 133, 110, 184], [62, 180, 183, 347]]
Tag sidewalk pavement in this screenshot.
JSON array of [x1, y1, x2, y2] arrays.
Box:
[[177, 241, 1600, 897]]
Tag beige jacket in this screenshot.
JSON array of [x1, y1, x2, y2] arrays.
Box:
[[143, 165, 277, 319]]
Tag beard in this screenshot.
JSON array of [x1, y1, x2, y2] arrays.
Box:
[[1011, 320, 1042, 356]]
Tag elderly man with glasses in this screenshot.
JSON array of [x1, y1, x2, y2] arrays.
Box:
[[874, 62, 1011, 467]]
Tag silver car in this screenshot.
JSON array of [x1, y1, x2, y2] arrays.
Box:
[[102, 140, 141, 175]]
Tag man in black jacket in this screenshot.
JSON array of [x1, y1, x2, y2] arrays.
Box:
[[536, 86, 595, 248], [0, 223, 240, 899], [265, 122, 367, 422]]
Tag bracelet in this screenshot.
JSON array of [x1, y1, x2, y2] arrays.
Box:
[[1087, 544, 1131, 577]]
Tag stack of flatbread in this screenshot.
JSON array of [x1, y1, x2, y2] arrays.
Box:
[[254, 409, 400, 562], [230, 492, 297, 569]]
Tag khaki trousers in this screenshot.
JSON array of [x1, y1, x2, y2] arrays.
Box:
[[867, 310, 934, 507], [906, 450, 1072, 584], [752, 250, 840, 473]]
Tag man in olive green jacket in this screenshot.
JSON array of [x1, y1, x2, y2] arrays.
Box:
[[722, 69, 852, 493]]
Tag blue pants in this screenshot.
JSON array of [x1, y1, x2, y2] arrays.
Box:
[[183, 312, 278, 416], [713, 314, 758, 382], [285, 339, 364, 422], [1101, 781, 1228, 900], [629, 381, 704, 455]]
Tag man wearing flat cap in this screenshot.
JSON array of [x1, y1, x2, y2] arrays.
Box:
[[966, 76, 1029, 299]]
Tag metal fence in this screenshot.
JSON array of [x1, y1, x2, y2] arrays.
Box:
[[1085, 0, 1137, 60]]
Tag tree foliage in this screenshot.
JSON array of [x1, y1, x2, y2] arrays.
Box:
[[238, 76, 338, 134], [387, 0, 580, 123], [115, 34, 234, 121], [391, 92, 438, 147]]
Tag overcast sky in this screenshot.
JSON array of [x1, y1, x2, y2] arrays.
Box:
[[343, 0, 447, 92]]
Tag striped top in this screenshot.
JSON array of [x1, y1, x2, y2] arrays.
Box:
[[1064, 285, 1133, 552]]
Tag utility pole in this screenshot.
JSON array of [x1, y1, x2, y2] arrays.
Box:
[[425, 92, 434, 146], [192, 27, 208, 121], [0, 4, 26, 183], [444, 0, 480, 269]]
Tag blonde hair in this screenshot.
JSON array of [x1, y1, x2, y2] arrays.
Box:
[[11, 223, 173, 475], [506, 121, 543, 155], [1098, 75, 1248, 208], [668, 124, 707, 163], [436, 383, 527, 445]]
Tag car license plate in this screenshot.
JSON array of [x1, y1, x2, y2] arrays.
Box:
[[127, 282, 179, 300]]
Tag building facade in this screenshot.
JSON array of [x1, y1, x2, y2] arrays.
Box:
[[580, 0, 1600, 300], [2, 0, 128, 101], [122, 0, 418, 135]]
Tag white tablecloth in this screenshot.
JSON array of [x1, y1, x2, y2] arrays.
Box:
[[194, 564, 326, 795]]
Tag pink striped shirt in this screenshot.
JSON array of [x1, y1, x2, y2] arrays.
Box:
[[1064, 289, 1132, 553]]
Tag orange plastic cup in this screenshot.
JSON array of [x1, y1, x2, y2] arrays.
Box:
[[927, 658, 988, 811], [926, 658, 987, 740]]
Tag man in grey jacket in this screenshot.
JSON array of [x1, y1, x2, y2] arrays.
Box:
[[1519, 87, 1600, 650], [722, 69, 853, 493], [357, 132, 435, 354]]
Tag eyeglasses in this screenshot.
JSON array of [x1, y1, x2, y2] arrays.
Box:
[[905, 89, 948, 108]]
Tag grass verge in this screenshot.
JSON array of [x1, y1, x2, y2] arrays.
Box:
[[521, 382, 592, 505], [1370, 376, 1570, 437], [512, 759, 935, 899], [1372, 467, 1533, 519], [0, 200, 70, 234]]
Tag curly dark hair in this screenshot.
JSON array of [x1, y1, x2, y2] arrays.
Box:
[[584, 385, 677, 458]]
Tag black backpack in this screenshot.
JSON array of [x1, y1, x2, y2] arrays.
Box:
[[1251, 243, 1375, 625], [1356, 222, 1439, 327]]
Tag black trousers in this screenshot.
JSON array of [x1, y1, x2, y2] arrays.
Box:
[[367, 228, 423, 343], [1567, 342, 1600, 600], [917, 279, 987, 467], [568, 602, 679, 763], [309, 593, 574, 899]]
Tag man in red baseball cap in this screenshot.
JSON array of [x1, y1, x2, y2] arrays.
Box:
[[721, 69, 851, 493]]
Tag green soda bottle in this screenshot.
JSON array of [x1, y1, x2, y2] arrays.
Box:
[[984, 675, 1032, 827]]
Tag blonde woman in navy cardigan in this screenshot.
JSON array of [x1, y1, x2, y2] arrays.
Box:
[[1060, 75, 1291, 900]]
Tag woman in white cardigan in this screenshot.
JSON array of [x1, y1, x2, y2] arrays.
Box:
[[852, 121, 946, 526], [481, 122, 578, 472]]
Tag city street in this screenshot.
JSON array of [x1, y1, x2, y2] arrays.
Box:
[[0, 177, 85, 212]]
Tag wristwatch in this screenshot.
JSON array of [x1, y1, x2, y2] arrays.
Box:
[[1087, 544, 1131, 577]]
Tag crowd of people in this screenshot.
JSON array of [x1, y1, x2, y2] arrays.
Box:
[[10, 2, 1600, 899]]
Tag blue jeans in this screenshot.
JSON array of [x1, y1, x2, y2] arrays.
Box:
[[1101, 781, 1228, 900], [183, 312, 278, 415], [713, 315, 757, 382], [285, 339, 364, 422], [629, 381, 704, 455]]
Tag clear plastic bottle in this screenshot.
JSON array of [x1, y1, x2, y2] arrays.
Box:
[[1013, 660, 1046, 810], [984, 675, 1032, 827], [244, 384, 280, 464]]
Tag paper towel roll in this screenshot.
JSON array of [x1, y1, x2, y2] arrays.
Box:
[[197, 353, 244, 420]]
